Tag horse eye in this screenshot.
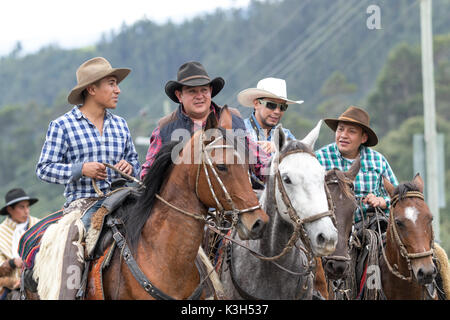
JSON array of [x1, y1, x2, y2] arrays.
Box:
[[283, 176, 292, 184], [395, 219, 404, 228], [216, 164, 227, 172]]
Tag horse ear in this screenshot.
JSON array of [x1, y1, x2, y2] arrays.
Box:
[[204, 110, 218, 131], [345, 155, 360, 181], [218, 105, 233, 129], [412, 173, 424, 193], [300, 119, 322, 150], [272, 124, 286, 153], [383, 176, 395, 198]]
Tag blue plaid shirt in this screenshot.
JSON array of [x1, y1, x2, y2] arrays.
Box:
[[36, 106, 140, 206], [315, 143, 398, 222]]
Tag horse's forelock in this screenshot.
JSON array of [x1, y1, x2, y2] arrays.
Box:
[[395, 181, 421, 200]]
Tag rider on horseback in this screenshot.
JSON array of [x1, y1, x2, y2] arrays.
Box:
[[315, 106, 398, 224], [35, 57, 140, 299], [237, 77, 303, 189]]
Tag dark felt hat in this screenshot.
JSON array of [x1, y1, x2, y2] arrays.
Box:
[[165, 61, 225, 103], [0, 188, 39, 216]]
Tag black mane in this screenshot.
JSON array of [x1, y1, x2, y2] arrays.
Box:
[[116, 141, 178, 249]]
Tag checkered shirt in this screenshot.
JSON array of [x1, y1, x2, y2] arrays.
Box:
[[315, 143, 398, 222], [36, 106, 140, 206]]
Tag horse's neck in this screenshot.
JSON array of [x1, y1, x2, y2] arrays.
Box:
[[141, 170, 206, 276]]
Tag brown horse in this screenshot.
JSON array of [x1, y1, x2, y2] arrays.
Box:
[[26, 107, 268, 300], [380, 174, 437, 299], [322, 157, 360, 280], [98, 107, 268, 299], [318, 158, 360, 299]]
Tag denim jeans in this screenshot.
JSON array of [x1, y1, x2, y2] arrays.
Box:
[[80, 198, 105, 231]]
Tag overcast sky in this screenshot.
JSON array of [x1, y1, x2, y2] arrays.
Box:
[[0, 0, 251, 57]]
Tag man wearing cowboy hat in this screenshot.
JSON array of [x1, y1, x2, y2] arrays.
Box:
[[315, 106, 398, 222], [238, 77, 303, 155], [36, 57, 140, 299], [140, 61, 268, 180], [0, 188, 40, 299], [37, 56, 140, 207]]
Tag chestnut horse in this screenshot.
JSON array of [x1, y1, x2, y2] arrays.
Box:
[[98, 107, 268, 299], [380, 174, 437, 299], [27, 107, 268, 300], [321, 158, 360, 299]]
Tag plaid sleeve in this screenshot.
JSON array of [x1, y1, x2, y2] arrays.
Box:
[[36, 121, 74, 184], [140, 126, 162, 180], [122, 121, 141, 178], [247, 135, 270, 183]]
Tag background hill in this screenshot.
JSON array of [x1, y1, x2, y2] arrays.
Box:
[[1, 0, 450, 254]]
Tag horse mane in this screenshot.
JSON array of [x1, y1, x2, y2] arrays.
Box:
[[116, 141, 178, 249], [394, 181, 421, 201]]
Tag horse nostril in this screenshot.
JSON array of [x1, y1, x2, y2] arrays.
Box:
[[316, 233, 326, 246], [251, 218, 266, 237], [416, 266, 437, 284]]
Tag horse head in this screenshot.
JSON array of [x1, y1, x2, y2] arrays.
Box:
[[193, 106, 269, 240], [383, 174, 436, 285], [270, 120, 338, 257], [323, 157, 360, 279]]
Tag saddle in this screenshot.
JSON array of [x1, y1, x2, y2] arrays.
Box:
[[19, 185, 141, 298]]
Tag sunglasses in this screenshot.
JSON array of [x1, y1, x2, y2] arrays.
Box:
[[258, 99, 288, 112]]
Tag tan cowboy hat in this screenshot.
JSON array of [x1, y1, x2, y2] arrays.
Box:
[[237, 77, 304, 107], [324, 106, 378, 147], [67, 57, 131, 105], [0, 188, 38, 216], [165, 61, 225, 103]]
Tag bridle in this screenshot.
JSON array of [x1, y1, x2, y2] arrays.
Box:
[[194, 130, 261, 229], [378, 191, 434, 282], [321, 174, 357, 265], [155, 129, 261, 228], [270, 149, 336, 263]]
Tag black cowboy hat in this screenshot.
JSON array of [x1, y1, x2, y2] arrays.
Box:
[[0, 188, 39, 216], [165, 61, 225, 103]]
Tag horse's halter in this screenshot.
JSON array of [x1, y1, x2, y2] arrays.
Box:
[[379, 191, 434, 282], [321, 174, 357, 264], [194, 130, 261, 229], [272, 149, 336, 261]]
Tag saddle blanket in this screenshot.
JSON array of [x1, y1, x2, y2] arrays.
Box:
[[18, 210, 64, 269]]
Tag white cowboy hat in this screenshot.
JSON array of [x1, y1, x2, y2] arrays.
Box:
[[237, 77, 304, 107]]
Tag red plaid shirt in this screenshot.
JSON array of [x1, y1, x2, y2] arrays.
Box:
[[140, 109, 269, 181]]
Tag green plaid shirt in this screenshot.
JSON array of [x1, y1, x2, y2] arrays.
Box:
[[315, 143, 398, 222]]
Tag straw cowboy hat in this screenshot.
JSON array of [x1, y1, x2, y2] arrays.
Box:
[[0, 188, 38, 216], [165, 61, 225, 103], [67, 57, 131, 105], [324, 106, 378, 147], [237, 77, 304, 107]]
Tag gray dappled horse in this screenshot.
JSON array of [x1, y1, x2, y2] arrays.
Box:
[[220, 121, 338, 299]]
